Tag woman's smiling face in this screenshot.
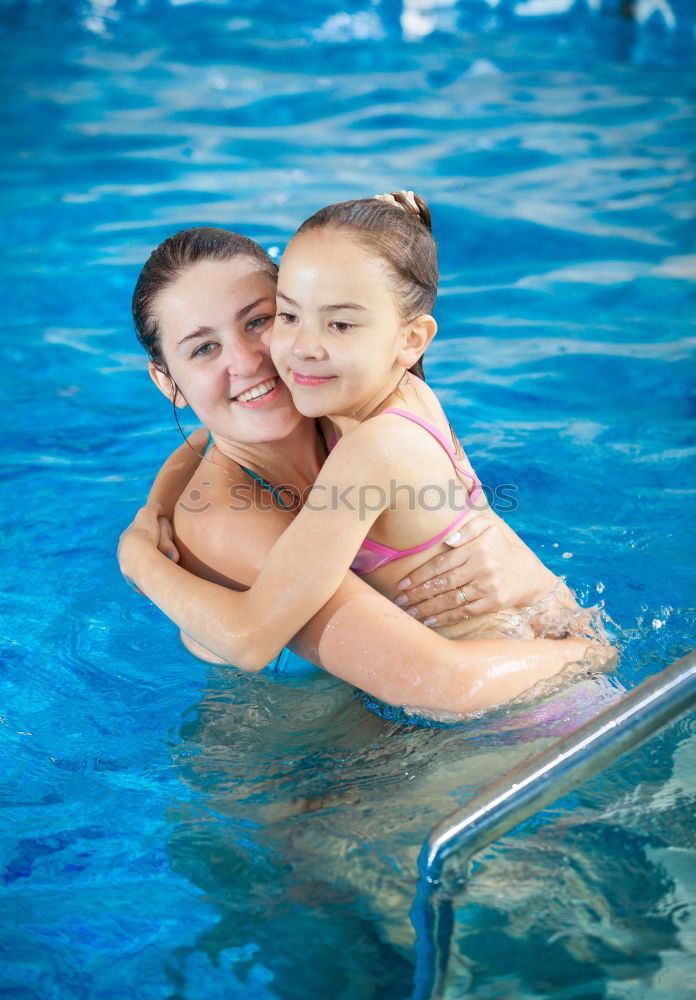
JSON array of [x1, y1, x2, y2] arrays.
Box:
[[150, 256, 305, 446]]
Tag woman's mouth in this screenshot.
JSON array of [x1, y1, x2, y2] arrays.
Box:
[[231, 376, 281, 406]]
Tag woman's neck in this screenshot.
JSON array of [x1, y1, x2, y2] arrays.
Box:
[[210, 417, 325, 495]]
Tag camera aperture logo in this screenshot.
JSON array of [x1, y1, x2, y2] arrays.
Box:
[[178, 479, 518, 517]]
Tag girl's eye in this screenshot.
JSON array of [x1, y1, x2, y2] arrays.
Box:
[[330, 321, 354, 334], [192, 342, 218, 359], [277, 311, 298, 324]]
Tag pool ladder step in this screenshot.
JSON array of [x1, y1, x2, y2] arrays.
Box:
[[410, 651, 696, 1000]]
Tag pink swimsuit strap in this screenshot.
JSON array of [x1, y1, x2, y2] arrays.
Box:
[[329, 408, 467, 459], [329, 408, 482, 574], [380, 408, 461, 460]]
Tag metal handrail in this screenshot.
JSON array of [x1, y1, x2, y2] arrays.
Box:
[[410, 652, 696, 1000]]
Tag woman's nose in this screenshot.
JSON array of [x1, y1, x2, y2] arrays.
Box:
[[223, 338, 264, 377]]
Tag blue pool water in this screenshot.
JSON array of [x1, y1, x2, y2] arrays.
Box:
[[2, 1, 695, 997]]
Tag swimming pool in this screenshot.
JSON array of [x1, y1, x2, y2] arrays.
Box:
[[2, 0, 695, 996]]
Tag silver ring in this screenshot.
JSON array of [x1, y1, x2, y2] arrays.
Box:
[[457, 586, 469, 605]]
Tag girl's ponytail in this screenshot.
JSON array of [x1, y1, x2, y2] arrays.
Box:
[[383, 190, 432, 233]]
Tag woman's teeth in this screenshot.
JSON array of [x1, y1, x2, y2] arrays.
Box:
[[234, 377, 277, 403]]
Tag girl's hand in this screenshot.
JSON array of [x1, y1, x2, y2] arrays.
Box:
[[394, 511, 558, 626], [155, 514, 180, 562], [118, 503, 178, 591]]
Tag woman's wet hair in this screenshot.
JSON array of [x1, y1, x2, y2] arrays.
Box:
[[294, 192, 438, 381], [132, 226, 278, 373]]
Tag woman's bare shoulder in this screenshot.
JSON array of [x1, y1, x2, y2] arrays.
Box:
[[173, 460, 295, 587]]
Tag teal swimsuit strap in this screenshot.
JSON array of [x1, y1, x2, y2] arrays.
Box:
[[205, 432, 296, 512], [238, 464, 293, 511]]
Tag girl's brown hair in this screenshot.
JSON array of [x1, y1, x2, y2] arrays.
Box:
[[293, 192, 437, 380]]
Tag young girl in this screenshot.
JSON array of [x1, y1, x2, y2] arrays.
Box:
[[269, 190, 527, 641], [120, 193, 603, 687]]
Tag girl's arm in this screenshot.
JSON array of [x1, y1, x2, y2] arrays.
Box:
[[143, 435, 558, 627], [122, 430, 394, 669], [141, 430, 209, 561], [125, 421, 604, 670], [118, 502, 608, 715], [147, 430, 208, 512]]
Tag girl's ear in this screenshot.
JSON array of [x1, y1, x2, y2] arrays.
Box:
[[398, 314, 437, 370], [148, 362, 187, 409]]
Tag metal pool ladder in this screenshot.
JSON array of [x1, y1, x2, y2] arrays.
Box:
[[410, 652, 696, 1000]]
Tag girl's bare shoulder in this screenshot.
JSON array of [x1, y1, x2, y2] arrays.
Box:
[[397, 373, 454, 428]]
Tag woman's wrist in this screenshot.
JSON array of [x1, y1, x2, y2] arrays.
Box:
[[525, 562, 560, 606]]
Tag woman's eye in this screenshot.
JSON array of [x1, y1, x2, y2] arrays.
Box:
[[330, 321, 354, 334], [192, 342, 218, 358], [277, 311, 298, 324], [247, 314, 274, 333]]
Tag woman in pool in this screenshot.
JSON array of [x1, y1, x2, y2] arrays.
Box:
[[119, 203, 608, 714]]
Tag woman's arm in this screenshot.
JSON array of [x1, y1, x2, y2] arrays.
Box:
[[123, 424, 605, 671], [394, 508, 574, 625], [308, 581, 606, 714], [397, 508, 606, 638], [118, 502, 611, 715], [143, 434, 551, 627]]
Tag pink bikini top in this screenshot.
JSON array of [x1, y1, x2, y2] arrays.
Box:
[[329, 407, 483, 576]]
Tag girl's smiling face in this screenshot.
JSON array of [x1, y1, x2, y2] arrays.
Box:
[[150, 256, 305, 446], [271, 230, 413, 421]]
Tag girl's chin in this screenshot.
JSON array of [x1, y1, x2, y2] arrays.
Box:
[[292, 403, 329, 420], [287, 390, 332, 419]]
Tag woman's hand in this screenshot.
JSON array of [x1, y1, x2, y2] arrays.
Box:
[[395, 510, 559, 626]]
